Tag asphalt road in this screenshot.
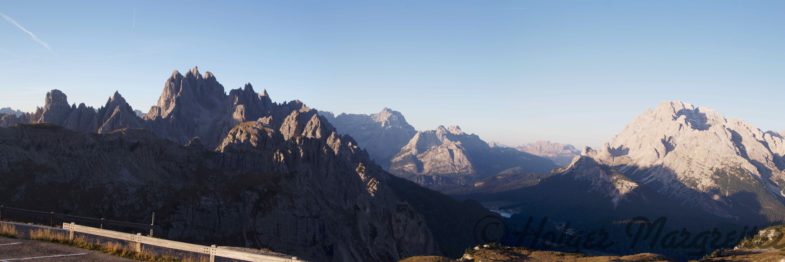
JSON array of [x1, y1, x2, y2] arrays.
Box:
[[0, 236, 132, 261]]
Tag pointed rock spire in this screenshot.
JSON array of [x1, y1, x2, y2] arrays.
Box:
[[186, 66, 202, 79], [39, 89, 73, 124]]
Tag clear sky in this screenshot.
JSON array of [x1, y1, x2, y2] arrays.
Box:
[[1, 0, 784, 148]]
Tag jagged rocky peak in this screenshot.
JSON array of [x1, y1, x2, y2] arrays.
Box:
[[45, 89, 69, 109], [372, 107, 412, 129], [447, 125, 464, 135], [96, 91, 143, 134], [147, 66, 227, 120], [185, 66, 203, 79], [39, 89, 73, 123], [110, 90, 124, 102], [647, 100, 725, 131], [229, 83, 272, 122], [104, 91, 130, 109]]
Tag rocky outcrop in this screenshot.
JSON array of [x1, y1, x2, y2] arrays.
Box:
[[517, 141, 580, 166], [96, 92, 144, 134], [320, 108, 416, 168]]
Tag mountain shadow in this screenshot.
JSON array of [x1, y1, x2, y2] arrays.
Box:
[[455, 158, 779, 259]]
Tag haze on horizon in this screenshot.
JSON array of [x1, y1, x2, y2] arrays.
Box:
[[1, 0, 784, 148]]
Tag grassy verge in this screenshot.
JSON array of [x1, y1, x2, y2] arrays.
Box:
[[28, 228, 206, 262], [0, 223, 18, 238]]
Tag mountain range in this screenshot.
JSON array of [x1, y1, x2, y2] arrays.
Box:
[[517, 141, 581, 166], [321, 109, 557, 191], [0, 67, 493, 261], [5, 68, 785, 259]]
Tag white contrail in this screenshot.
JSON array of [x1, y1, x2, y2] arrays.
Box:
[[0, 12, 52, 51]]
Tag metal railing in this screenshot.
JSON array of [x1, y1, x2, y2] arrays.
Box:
[[63, 223, 300, 262], [0, 204, 155, 236]]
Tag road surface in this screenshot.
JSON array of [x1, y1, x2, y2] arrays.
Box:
[[0, 236, 132, 261]]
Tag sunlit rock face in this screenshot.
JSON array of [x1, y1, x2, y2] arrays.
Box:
[[572, 101, 785, 221]]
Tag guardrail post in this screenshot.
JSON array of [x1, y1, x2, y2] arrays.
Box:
[[49, 211, 54, 227], [134, 233, 142, 253], [68, 222, 75, 241], [209, 244, 216, 262], [149, 212, 155, 237], [100, 217, 104, 229]]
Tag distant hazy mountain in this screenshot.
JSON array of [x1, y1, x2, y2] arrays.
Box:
[[0, 67, 493, 261], [320, 108, 416, 169], [134, 109, 145, 118], [390, 125, 555, 182], [0, 107, 23, 116], [517, 141, 580, 166], [323, 109, 557, 191]]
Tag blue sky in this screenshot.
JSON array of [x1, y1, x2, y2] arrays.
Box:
[[1, 0, 784, 147]]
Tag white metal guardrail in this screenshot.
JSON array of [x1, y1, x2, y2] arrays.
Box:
[[62, 222, 300, 262]]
